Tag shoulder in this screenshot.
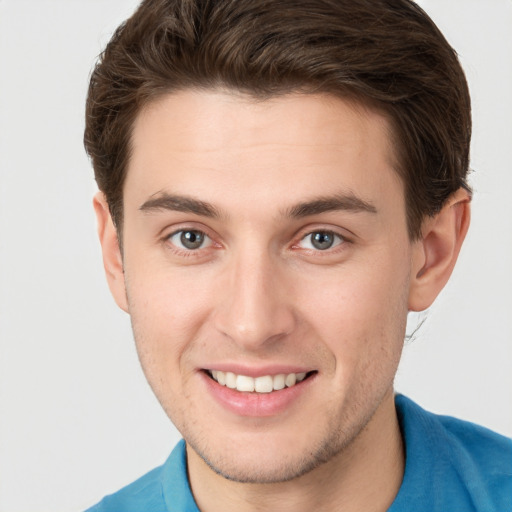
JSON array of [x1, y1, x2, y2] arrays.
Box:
[[396, 394, 512, 472], [85, 464, 166, 512], [84, 440, 198, 512], [84, 440, 195, 512], [436, 406, 512, 473], [392, 394, 512, 512]]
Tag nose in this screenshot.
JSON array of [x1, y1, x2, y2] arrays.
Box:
[[213, 248, 296, 351]]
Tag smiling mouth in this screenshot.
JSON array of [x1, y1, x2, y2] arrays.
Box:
[[206, 370, 316, 393]]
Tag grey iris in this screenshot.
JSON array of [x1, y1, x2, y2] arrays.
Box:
[[181, 230, 204, 249], [311, 232, 334, 250]]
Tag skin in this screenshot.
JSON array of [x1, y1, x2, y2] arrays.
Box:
[[95, 90, 470, 512]]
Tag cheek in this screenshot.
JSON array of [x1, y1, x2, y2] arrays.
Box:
[[123, 265, 214, 383], [302, 264, 408, 328], [126, 259, 213, 327], [298, 254, 410, 370]]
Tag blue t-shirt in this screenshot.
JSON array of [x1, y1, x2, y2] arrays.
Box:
[[85, 395, 512, 511]]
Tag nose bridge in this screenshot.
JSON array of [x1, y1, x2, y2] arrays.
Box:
[[214, 241, 295, 349]]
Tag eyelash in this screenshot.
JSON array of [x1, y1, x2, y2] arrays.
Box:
[[164, 228, 216, 255], [296, 230, 345, 252], [163, 226, 349, 259]]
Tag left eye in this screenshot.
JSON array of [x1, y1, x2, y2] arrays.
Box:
[[298, 231, 343, 251], [168, 230, 212, 250]]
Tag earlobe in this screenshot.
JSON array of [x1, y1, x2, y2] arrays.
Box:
[[408, 188, 471, 312], [93, 192, 129, 312]]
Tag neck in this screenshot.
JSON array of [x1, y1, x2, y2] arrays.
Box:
[[187, 389, 404, 512]]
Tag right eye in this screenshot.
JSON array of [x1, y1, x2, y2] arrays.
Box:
[[297, 230, 344, 251], [167, 229, 212, 250]]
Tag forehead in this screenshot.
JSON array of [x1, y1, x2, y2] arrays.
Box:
[[125, 89, 404, 221], [131, 90, 396, 159]]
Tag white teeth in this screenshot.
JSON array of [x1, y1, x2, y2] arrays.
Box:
[[236, 375, 255, 392], [254, 375, 273, 393], [216, 370, 226, 386], [285, 373, 296, 387], [225, 372, 237, 389], [209, 370, 309, 393], [273, 374, 286, 390]]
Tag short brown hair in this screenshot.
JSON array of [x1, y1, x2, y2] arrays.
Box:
[[84, 0, 471, 239]]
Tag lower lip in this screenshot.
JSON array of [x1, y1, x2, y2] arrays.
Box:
[[201, 371, 315, 417]]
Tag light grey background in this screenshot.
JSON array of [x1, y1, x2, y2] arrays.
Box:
[[0, 1, 511, 511]]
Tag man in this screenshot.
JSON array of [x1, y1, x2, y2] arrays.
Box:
[[84, 0, 511, 510]]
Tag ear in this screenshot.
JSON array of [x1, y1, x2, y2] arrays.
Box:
[[93, 192, 129, 312], [408, 188, 471, 312]]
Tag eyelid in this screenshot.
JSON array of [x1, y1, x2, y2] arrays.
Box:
[[162, 223, 222, 253], [292, 223, 352, 243], [167, 229, 212, 250], [297, 230, 344, 250]]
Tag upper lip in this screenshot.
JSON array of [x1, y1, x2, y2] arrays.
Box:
[[200, 364, 314, 378]]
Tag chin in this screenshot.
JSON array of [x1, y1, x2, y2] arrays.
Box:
[[186, 424, 352, 484], [198, 449, 321, 484]]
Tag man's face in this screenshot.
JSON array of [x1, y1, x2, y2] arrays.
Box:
[[118, 90, 416, 482]]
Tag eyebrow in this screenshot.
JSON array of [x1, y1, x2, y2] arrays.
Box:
[[139, 193, 222, 218], [283, 193, 377, 218], [139, 191, 377, 220]]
